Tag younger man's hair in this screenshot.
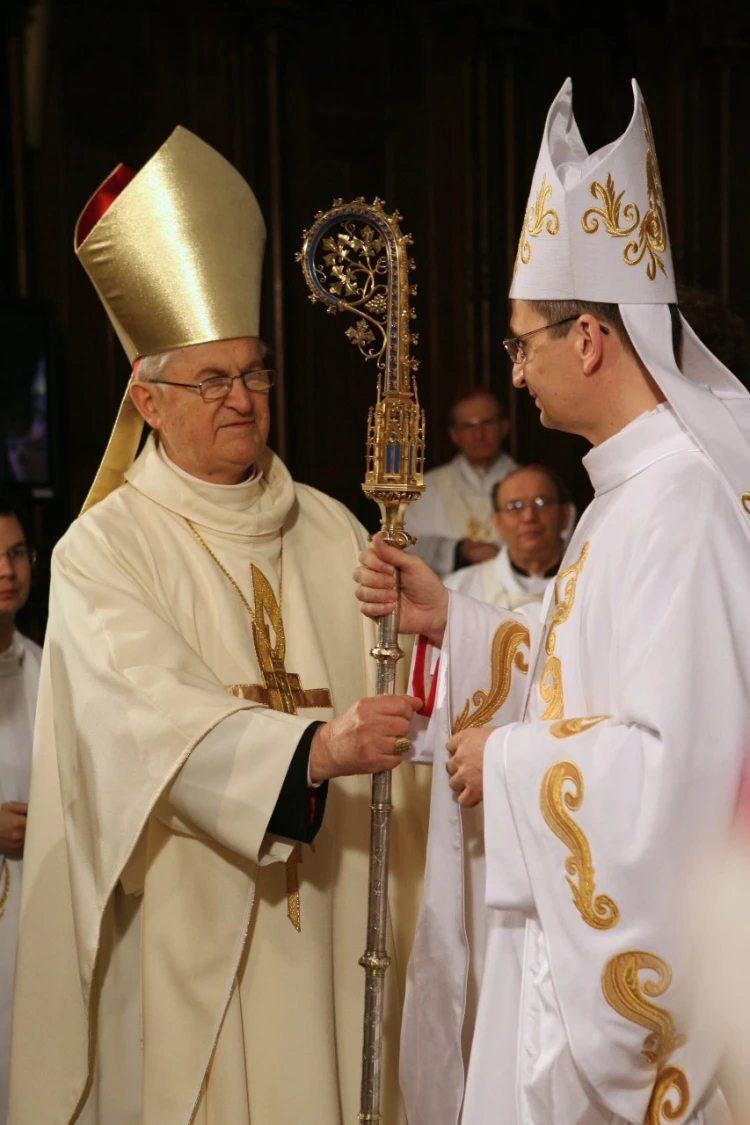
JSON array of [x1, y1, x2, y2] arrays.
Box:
[[529, 300, 683, 369], [0, 489, 29, 532]]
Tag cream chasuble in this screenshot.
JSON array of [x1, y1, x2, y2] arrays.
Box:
[[9, 435, 427, 1125], [401, 406, 748, 1125]]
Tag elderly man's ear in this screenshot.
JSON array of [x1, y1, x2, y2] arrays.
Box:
[[130, 381, 162, 429]]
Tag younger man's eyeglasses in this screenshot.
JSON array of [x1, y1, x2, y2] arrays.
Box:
[[0, 545, 37, 566], [503, 317, 610, 365]]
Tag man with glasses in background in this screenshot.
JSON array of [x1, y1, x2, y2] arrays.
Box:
[[404, 386, 517, 576], [444, 464, 570, 609], [8, 129, 426, 1125], [0, 493, 40, 1124]]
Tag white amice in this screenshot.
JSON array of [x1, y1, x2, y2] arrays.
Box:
[[402, 406, 745, 1125], [443, 544, 552, 609]]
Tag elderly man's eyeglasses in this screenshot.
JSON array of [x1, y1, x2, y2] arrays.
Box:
[[149, 368, 276, 403], [503, 317, 609, 365], [499, 496, 559, 514], [0, 544, 36, 566]]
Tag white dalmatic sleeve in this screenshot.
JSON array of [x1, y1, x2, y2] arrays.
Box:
[[400, 591, 544, 1125], [483, 505, 750, 1125]]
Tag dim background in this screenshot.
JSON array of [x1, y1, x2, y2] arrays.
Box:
[[3, 0, 750, 637]]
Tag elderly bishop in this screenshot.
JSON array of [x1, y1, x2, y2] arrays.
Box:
[[8, 129, 425, 1125], [357, 79, 750, 1125]]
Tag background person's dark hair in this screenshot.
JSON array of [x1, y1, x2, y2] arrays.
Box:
[[0, 489, 30, 535], [677, 286, 750, 386], [528, 300, 684, 369]]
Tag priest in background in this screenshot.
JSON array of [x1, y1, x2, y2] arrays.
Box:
[[8, 129, 425, 1125], [0, 494, 40, 1125], [404, 387, 516, 576], [356, 79, 750, 1125], [443, 463, 570, 609]]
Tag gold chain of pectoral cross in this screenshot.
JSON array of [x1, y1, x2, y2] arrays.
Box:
[[184, 518, 331, 932]]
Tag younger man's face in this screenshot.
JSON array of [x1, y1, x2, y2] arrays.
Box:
[[0, 514, 32, 623]]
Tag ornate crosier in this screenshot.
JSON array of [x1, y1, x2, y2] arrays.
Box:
[[298, 197, 425, 1125]]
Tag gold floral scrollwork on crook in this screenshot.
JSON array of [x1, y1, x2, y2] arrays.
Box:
[[453, 620, 530, 733], [540, 760, 620, 929], [602, 951, 687, 1066], [514, 173, 560, 273], [645, 1066, 691, 1125], [549, 715, 612, 739], [741, 492, 750, 514]]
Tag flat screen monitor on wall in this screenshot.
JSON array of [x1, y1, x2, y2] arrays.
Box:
[[0, 302, 58, 497]]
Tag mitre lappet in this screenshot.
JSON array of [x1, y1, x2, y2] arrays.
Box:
[[512, 78, 750, 531], [73, 126, 266, 509]]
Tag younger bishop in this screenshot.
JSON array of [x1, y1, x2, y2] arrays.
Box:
[[356, 79, 750, 1125]]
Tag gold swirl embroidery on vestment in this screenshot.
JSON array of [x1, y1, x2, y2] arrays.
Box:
[[540, 760, 620, 929], [0, 860, 9, 918], [538, 542, 589, 720], [645, 1065, 691, 1124], [452, 620, 530, 733], [581, 107, 668, 281], [549, 715, 612, 739], [514, 173, 560, 273], [741, 491, 750, 514], [601, 951, 687, 1066]]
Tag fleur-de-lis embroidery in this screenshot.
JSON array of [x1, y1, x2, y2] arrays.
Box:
[[514, 173, 560, 273], [581, 107, 669, 281]]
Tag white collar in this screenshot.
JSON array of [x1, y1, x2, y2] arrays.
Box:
[[583, 404, 697, 497]]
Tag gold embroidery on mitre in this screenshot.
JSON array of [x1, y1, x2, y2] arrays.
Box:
[[549, 715, 612, 739], [602, 951, 687, 1065], [741, 491, 750, 514], [538, 542, 589, 720], [645, 1065, 691, 1125], [452, 620, 530, 733], [540, 760, 620, 929], [514, 173, 560, 273], [581, 107, 668, 281]]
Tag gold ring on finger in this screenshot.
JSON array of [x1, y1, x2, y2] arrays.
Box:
[[395, 736, 412, 755]]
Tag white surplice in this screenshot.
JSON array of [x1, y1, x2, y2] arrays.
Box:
[[9, 436, 426, 1125], [0, 632, 40, 1125], [405, 453, 517, 576], [443, 546, 552, 610], [402, 405, 748, 1125]]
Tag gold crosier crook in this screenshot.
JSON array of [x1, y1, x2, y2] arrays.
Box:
[[298, 198, 425, 1123]]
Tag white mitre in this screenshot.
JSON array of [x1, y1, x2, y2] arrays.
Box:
[[512, 78, 750, 529]]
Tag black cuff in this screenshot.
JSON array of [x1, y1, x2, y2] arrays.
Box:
[[265, 721, 328, 844]]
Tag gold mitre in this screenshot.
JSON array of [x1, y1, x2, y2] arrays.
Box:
[[74, 128, 266, 512], [75, 126, 266, 360]]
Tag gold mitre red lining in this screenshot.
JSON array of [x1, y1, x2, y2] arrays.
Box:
[[74, 125, 266, 363], [75, 127, 266, 512]]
